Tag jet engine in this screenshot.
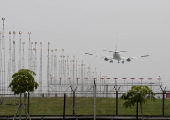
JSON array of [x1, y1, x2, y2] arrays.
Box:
[[104, 57, 109, 61], [127, 58, 131, 62]]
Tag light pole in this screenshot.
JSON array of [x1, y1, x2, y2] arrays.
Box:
[[122, 78, 126, 92], [106, 78, 110, 97], [122, 78, 126, 85], [139, 78, 144, 85], [131, 78, 135, 86], [106, 78, 110, 84], [157, 76, 161, 85], [148, 78, 152, 91], [68, 78, 71, 85]]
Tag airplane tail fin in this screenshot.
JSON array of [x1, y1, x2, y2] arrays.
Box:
[[115, 37, 117, 52]]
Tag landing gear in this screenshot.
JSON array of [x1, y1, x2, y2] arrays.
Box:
[[110, 60, 113, 63], [122, 61, 124, 64]]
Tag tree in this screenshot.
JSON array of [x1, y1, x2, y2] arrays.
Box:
[[120, 86, 156, 120], [9, 69, 38, 120]]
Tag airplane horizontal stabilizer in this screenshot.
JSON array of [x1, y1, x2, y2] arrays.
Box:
[[119, 51, 128, 52], [141, 55, 149, 57]]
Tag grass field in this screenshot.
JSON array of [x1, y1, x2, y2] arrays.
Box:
[[1, 97, 170, 116]]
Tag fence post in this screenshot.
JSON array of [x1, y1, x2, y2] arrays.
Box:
[[24, 93, 27, 115], [136, 102, 138, 120], [94, 79, 96, 120], [163, 91, 165, 116], [73, 91, 75, 115], [63, 94, 66, 120], [116, 91, 118, 115]]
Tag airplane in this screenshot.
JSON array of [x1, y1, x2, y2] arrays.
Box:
[[85, 38, 149, 63]]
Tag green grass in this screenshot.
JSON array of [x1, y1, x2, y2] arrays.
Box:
[[1, 97, 170, 116]]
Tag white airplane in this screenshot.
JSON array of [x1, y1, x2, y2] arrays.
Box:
[[85, 39, 149, 63]]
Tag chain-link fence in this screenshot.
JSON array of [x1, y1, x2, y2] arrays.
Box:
[[0, 91, 170, 116]]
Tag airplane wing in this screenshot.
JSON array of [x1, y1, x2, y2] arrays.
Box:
[[131, 55, 149, 59], [121, 55, 149, 60], [85, 53, 113, 59], [140, 55, 150, 57], [85, 53, 100, 57], [102, 50, 114, 52], [102, 50, 128, 53]]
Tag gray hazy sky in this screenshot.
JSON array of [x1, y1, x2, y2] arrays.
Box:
[[0, 0, 170, 89]]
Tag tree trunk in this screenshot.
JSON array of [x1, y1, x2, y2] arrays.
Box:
[[136, 102, 138, 120], [19, 93, 22, 120], [140, 102, 144, 120]]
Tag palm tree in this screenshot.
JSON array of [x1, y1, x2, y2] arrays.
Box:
[[120, 86, 156, 120], [9, 69, 38, 120]]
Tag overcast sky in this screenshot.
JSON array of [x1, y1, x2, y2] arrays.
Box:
[[0, 0, 170, 90]]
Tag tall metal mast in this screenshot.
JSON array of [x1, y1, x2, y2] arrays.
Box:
[[18, 31, 22, 70], [0, 31, 1, 94], [88, 65, 92, 82], [33, 49, 35, 72], [12, 31, 16, 75], [22, 42, 25, 69], [8, 31, 12, 94], [30, 42, 33, 71], [64, 60, 66, 86], [60, 49, 64, 92], [76, 60, 78, 80], [81, 60, 84, 93], [100, 72, 101, 97], [84, 64, 86, 79], [95, 68, 97, 81], [62, 49, 65, 86], [79, 64, 80, 80], [50, 50, 53, 84], [78, 64, 80, 91], [2, 17, 5, 94], [47, 42, 50, 94], [84, 64, 86, 88], [28, 32, 31, 69], [67, 55, 69, 85], [73, 55, 75, 85], [33, 42, 37, 93], [54, 49, 57, 92], [39, 42, 42, 94], [34, 42, 37, 81], [58, 60, 61, 95], [60, 55, 62, 87]]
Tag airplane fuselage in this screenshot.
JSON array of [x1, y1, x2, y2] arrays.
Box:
[[113, 52, 121, 60]]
